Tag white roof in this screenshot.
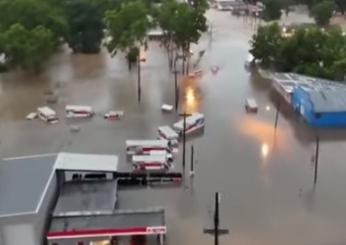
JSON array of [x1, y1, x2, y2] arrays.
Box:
[[55, 152, 118, 172], [132, 154, 167, 163], [158, 126, 178, 139], [37, 106, 56, 115], [173, 113, 204, 130], [126, 140, 169, 147], [65, 105, 93, 111], [246, 98, 257, 107]]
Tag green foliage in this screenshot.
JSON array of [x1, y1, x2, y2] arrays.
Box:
[[156, 0, 207, 53], [250, 22, 283, 68], [262, 0, 283, 21], [0, 0, 67, 40], [104, 1, 152, 55], [60, 0, 105, 53], [0, 24, 56, 72], [250, 23, 346, 81], [311, 0, 335, 26]]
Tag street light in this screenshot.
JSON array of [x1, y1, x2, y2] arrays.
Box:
[[203, 192, 229, 245], [179, 112, 191, 172]]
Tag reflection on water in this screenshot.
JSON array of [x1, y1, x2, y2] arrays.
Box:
[[261, 142, 269, 159], [181, 77, 202, 114], [237, 116, 287, 151]]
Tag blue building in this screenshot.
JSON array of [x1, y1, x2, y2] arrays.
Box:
[[292, 86, 346, 127]]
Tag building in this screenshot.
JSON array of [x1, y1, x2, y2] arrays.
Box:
[[0, 152, 167, 245], [215, 0, 244, 11], [268, 72, 346, 127], [292, 87, 346, 127], [0, 154, 57, 245]]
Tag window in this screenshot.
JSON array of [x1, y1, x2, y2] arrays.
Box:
[[77, 242, 84, 245]]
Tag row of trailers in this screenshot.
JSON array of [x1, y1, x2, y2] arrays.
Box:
[[125, 113, 205, 172]]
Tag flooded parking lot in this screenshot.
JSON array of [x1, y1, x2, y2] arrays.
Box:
[[1, 8, 346, 245]]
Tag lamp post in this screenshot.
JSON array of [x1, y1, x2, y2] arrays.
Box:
[[203, 192, 229, 245], [179, 112, 191, 172]]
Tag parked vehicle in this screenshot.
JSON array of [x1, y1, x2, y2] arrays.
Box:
[[245, 98, 258, 113], [37, 106, 58, 124], [173, 113, 205, 135], [126, 140, 171, 155], [65, 105, 94, 118]]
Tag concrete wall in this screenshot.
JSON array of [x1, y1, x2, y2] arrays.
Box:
[[37, 172, 59, 245], [0, 214, 38, 245], [0, 172, 58, 245]]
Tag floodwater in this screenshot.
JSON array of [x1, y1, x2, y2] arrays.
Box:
[[2, 8, 346, 245]]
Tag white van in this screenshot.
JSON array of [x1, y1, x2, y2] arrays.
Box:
[[245, 98, 258, 113], [65, 105, 94, 118], [126, 140, 170, 155], [158, 126, 179, 147], [132, 154, 171, 171], [173, 112, 205, 135], [37, 106, 58, 124]]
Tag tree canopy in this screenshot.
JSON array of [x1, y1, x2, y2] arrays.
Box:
[[0, 0, 67, 40], [311, 0, 335, 26], [59, 0, 105, 53], [0, 24, 56, 72], [104, 1, 152, 56], [250, 23, 346, 81], [262, 0, 283, 21]]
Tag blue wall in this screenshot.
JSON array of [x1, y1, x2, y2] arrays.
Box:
[[291, 87, 346, 127]]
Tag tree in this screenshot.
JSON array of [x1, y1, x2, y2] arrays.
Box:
[[311, 0, 335, 26], [172, 2, 207, 73], [250, 22, 283, 68], [334, 0, 345, 15], [0, 0, 67, 42], [59, 0, 105, 53], [250, 22, 346, 81], [0, 24, 56, 72], [104, 1, 151, 57], [262, 0, 283, 21], [155, 0, 207, 72]]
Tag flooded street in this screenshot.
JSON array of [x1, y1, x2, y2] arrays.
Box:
[[2, 8, 346, 245]]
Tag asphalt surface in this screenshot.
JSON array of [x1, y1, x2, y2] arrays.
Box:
[[1, 8, 346, 245]]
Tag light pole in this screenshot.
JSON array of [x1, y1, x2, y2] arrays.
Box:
[[137, 51, 141, 103], [190, 145, 195, 176], [179, 112, 191, 172], [274, 101, 280, 129], [203, 192, 229, 245], [314, 135, 320, 184], [174, 69, 179, 111]]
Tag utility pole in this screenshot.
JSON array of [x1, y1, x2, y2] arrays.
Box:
[[174, 69, 179, 111], [179, 112, 191, 172], [274, 101, 280, 129], [203, 192, 229, 245], [137, 52, 141, 103], [314, 135, 320, 184], [190, 145, 195, 176]]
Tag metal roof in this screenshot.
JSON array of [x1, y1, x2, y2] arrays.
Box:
[[0, 154, 57, 217], [48, 208, 166, 239], [53, 180, 118, 216], [270, 72, 346, 95], [307, 89, 346, 113], [55, 152, 118, 172]]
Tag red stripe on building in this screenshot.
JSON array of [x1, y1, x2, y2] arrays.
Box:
[[47, 227, 147, 238]]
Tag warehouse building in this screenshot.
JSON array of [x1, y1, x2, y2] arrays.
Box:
[[269, 72, 346, 127], [0, 152, 167, 245], [292, 87, 346, 127]]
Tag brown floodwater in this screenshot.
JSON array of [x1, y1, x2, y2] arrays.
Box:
[[1, 8, 346, 245]]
